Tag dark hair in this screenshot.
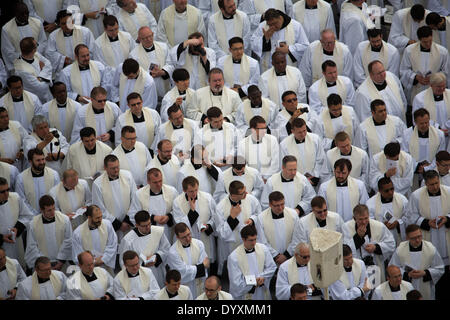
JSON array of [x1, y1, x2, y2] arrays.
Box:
[[126, 92, 142, 103], [406, 289, 423, 300], [147, 168, 162, 178], [122, 58, 139, 75], [413, 108, 430, 120], [188, 32, 204, 40], [368, 60, 383, 74], [231, 155, 246, 169], [19, 37, 36, 55], [290, 283, 307, 297], [174, 222, 189, 236], [90, 86, 107, 99], [436, 150, 450, 162], [268, 191, 284, 203], [28, 148, 44, 161], [249, 115, 266, 129], [343, 244, 352, 257], [0, 177, 8, 186], [281, 90, 297, 102], [74, 44, 89, 57], [417, 25, 433, 39], [425, 12, 442, 26], [135, 210, 151, 224], [247, 85, 261, 96], [383, 142, 401, 158], [167, 104, 182, 118], [50, 81, 66, 94], [264, 8, 282, 21], [240, 224, 257, 239], [182, 176, 199, 191], [228, 36, 244, 48], [206, 106, 222, 119], [56, 9, 72, 24], [311, 196, 327, 209], [377, 176, 393, 191], [85, 205, 100, 217], [122, 250, 139, 264], [80, 127, 96, 139], [423, 169, 439, 182], [367, 28, 382, 38], [172, 68, 190, 82], [104, 154, 119, 167], [157, 139, 171, 151], [292, 117, 306, 129], [39, 195, 55, 210], [35, 256, 51, 269], [321, 60, 337, 72], [410, 4, 425, 21], [405, 224, 420, 235], [229, 180, 245, 195], [121, 125, 135, 137], [282, 155, 297, 167], [103, 15, 118, 28], [7, 75, 22, 88], [370, 99, 386, 112], [334, 158, 352, 172], [327, 93, 342, 107], [166, 269, 181, 283]]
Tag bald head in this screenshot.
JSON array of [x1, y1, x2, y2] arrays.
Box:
[[386, 265, 401, 277], [138, 26, 154, 48]]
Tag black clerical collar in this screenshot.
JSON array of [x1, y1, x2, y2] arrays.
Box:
[[150, 189, 163, 196], [63, 31, 73, 37], [251, 137, 262, 144], [251, 103, 262, 108], [79, 64, 90, 71], [371, 45, 382, 52], [380, 196, 393, 204], [344, 266, 352, 272], [0, 127, 9, 132], [63, 186, 74, 192], [329, 112, 341, 119], [22, 56, 34, 64], [108, 176, 119, 181], [428, 189, 441, 197], [326, 81, 336, 87], [16, 19, 29, 27], [121, 145, 135, 154], [172, 122, 183, 130], [157, 155, 169, 165], [232, 59, 241, 64], [418, 129, 429, 138], [89, 225, 98, 230], [281, 174, 294, 182], [222, 14, 233, 20], [433, 94, 444, 101], [208, 295, 219, 300], [134, 227, 148, 237], [340, 149, 351, 156], [190, 159, 202, 170], [336, 180, 348, 187], [0, 266, 6, 272], [92, 107, 104, 114], [184, 194, 197, 202], [108, 35, 119, 42], [178, 90, 186, 95], [373, 81, 387, 91], [37, 276, 50, 284], [305, 3, 318, 9], [420, 45, 430, 52], [373, 118, 386, 126], [42, 216, 55, 224], [126, 270, 139, 278], [211, 126, 223, 131], [244, 248, 255, 254], [323, 49, 333, 56], [167, 289, 178, 298], [389, 283, 401, 292], [182, 243, 190, 248], [409, 242, 423, 252], [12, 96, 23, 102], [295, 137, 305, 144], [85, 145, 96, 155], [296, 262, 307, 268], [83, 272, 98, 282], [316, 218, 326, 227], [275, 71, 287, 76], [144, 45, 155, 52], [229, 197, 241, 206], [211, 90, 223, 96], [31, 169, 44, 178], [232, 169, 243, 176], [0, 200, 8, 206], [271, 210, 284, 219], [57, 102, 67, 108]]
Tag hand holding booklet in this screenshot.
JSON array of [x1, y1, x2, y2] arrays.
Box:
[[140, 253, 156, 265], [245, 275, 257, 286]]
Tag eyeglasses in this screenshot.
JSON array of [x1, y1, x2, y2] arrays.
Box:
[[300, 255, 310, 259], [0, 188, 10, 194], [285, 97, 297, 103], [94, 98, 107, 103], [204, 287, 219, 292]]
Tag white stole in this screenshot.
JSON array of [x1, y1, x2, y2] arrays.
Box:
[[363, 116, 396, 155], [222, 168, 254, 195], [365, 74, 404, 115], [317, 77, 347, 109], [362, 41, 389, 77], [268, 67, 298, 105], [70, 61, 101, 97], [214, 11, 244, 52], [221, 197, 252, 248], [327, 147, 363, 178], [223, 54, 250, 88], [124, 109, 156, 147], [284, 134, 315, 174], [164, 119, 193, 151], [4, 18, 41, 51], [422, 87, 450, 124], [0, 123, 21, 155], [408, 126, 440, 161], [242, 97, 270, 124], [4, 91, 35, 126], [55, 25, 84, 57], [137, 185, 174, 214], [235, 243, 266, 299], [119, 67, 147, 106], [23, 167, 56, 211], [98, 31, 130, 67], [380, 280, 410, 300], [77, 267, 109, 300], [85, 102, 115, 132], [294, 0, 328, 32], [80, 220, 108, 253], [31, 0, 63, 23], [321, 107, 353, 139], [48, 99, 77, 140], [117, 266, 150, 295], [377, 151, 408, 178], [373, 192, 404, 222], [305, 211, 337, 235], [341, 2, 375, 30], [1, 258, 18, 298], [99, 171, 131, 219], [119, 6, 149, 39], [326, 177, 359, 213], [254, 0, 285, 13], [312, 41, 344, 83], [175, 239, 202, 295], [114, 143, 148, 174], [164, 4, 200, 46], [260, 207, 296, 250], [32, 211, 66, 257], [340, 258, 362, 289], [55, 182, 84, 214], [31, 271, 62, 300], [287, 256, 312, 285]]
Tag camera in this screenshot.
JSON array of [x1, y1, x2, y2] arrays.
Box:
[[193, 45, 206, 56], [299, 107, 309, 113], [362, 255, 375, 266], [51, 130, 60, 146]]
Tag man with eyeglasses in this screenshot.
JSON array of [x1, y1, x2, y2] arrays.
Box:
[[71, 86, 121, 148], [144, 140, 181, 189], [0, 247, 27, 300], [299, 29, 353, 89], [167, 222, 210, 299], [196, 275, 233, 300], [276, 242, 321, 300], [433, 151, 450, 187]]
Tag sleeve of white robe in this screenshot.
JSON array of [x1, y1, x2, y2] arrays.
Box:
[[167, 240, 207, 284], [24, 222, 44, 269], [57, 216, 74, 261], [207, 16, 227, 60], [254, 215, 278, 258], [287, 217, 306, 256], [339, 15, 366, 55], [328, 262, 367, 300], [140, 268, 161, 300], [44, 31, 66, 74], [112, 274, 129, 300], [298, 46, 313, 88], [212, 173, 227, 204], [399, 47, 418, 96], [376, 223, 397, 261], [1, 28, 20, 71], [141, 76, 158, 110], [354, 89, 372, 122], [252, 170, 265, 200], [275, 260, 291, 300], [15, 174, 38, 215], [387, 11, 410, 51], [237, 0, 262, 32], [390, 155, 414, 195], [295, 69, 307, 104], [297, 175, 316, 214], [91, 180, 116, 223], [102, 220, 119, 269], [18, 194, 35, 227], [171, 196, 192, 227]]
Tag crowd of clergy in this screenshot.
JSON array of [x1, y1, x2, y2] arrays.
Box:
[[0, 0, 450, 301]]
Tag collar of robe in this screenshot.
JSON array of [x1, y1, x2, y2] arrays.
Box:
[[409, 242, 423, 252], [178, 90, 186, 95], [144, 45, 155, 52], [281, 174, 293, 182], [229, 197, 241, 206], [209, 295, 219, 300], [182, 243, 191, 248], [428, 189, 441, 197], [0, 200, 8, 205], [126, 270, 139, 278], [16, 19, 29, 27], [108, 176, 119, 181], [245, 247, 255, 254], [420, 46, 431, 53], [222, 14, 234, 20], [336, 180, 348, 187], [57, 102, 67, 108], [344, 266, 352, 272], [323, 49, 333, 56], [371, 45, 382, 52], [380, 196, 393, 204], [316, 218, 326, 227], [108, 35, 119, 42], [171, 122, 183, 130], [134, 227, 149, 237], [326, 81, 336, 88], [157, 155, 169, 165], [0, 266, 6, 272], [211, 90, 223, 96], [63, 31, 74, 37], [373, 118, 386, 126], [329, 112, 341, 119], [121, 145, 135, 154], [296, 262, 307, 268], [79, 64, 90, 71], [275, 71, 287, 76], [251, 138, 262, 144], [306, 4, 318, 9], [340, 148, 352, 156], [42, 216, 55, 224], [232, 59, 241, 64], [388, 283, 401, 292], [85, 145, 97, 155], [167, 289, 178, 298], [89, 225, 98, 230], [31, 169, 45, 178], [63, 185, 74, 192], [0, 127, 9, 132], [434, 94, 444, 101], [22, 56, 34, 64], [92, 107, 104, 114], [12, 96, 24, 103], [184, 194, 197, 202], [211, 126, 223, 131], [251, 103, 262, 108], [37, 276, 50, 284], [373, 80, 387, 91], [271, 210, 284, 219], [83, 272, 98, 282], [417, 129, 429, 138], [295, 137, 305, 144], [191, 159, 202, 170], [150, 189, 163, 196]]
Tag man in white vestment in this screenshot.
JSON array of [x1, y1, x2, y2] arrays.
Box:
[[316, 93, 360, 152], [66, 251, 114, 300], [160, 68, 197, 123], [259, 52, 307, 109], [213, 155, 265, 202], [24, 0, 63, 35], [24, 195, 73, 271], [23, 115, 70, 175], [276, 242, 323, 300], [155, 104, 199, 162], [95, 15, 136, 73], [167, 32, 216, 90], [70, 86, 121, 147], [433, 151, 450, 187], [13, 37, 52, 104], [42, 82, 81, 144], [355, 60, 407, 123], [327, 244, 370, 300], [113, 250, 160, 299], [72, 205, 118, 273], [0, 247, 27, 300], [118, 211, 170, 287], [196, 275, 233, 300], [208, 0, 251, 60], [0, 76, 43, 133], [15, 148, 59, 215], [389, 224, 445, 300], [0, 178, 33, 267], [339, 0, 375, 55], [112, 126, 152, 188], [155, 269, 193, 300], [58, 44, 112, 104], [251, 8, 309, 73], [356, 99, 406, 158], [298, 29, 353, 89], [213, 180, 262, 275], [400, 26, 449, 105], [49, 169, 91, 230], [129, 26, 172, 101], [366, 177, 409, 247], [1, 2, 47, 73], [288, 196, 350, 253], [353, 28, 401, 88], [321, 131, 370, 190], [308, 60, 355, 115], [0, 162, 19, 192], [369, 142, 414, 195], [217, 37, 260, 99], [426, 12, 450, 50], [261, 155, 316, 214], [346, 204, 396, 282], [45, 10, 99, 74], [0, 107, 28, 172], [144, 140, 181, 189], [406, 169, 450, 299], [372, 265, 414, 300], [92, 154, 137, 239], [167, 222, 210, 298], [16, 256, 67, 300], [156, 0, 206, 48], [293, 0, 335, 43], [227, 224, 277, 300], [116, 0, 158, 40], [112, 58, 158, 112], [318, 159, 369, 222], [237, 116, 280, 182]]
